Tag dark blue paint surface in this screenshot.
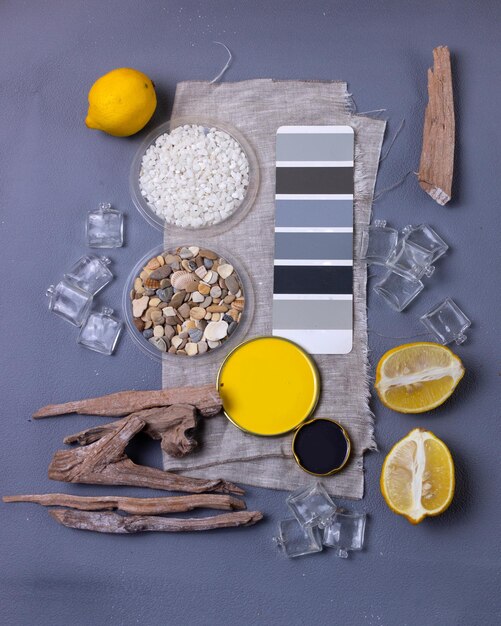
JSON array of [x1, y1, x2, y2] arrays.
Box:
[[1, 2, 500, 624]]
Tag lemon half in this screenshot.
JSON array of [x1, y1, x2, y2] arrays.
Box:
[[85, 67, 156, 137], [381, 428, 455, 524], [375, 342, 464, 413]]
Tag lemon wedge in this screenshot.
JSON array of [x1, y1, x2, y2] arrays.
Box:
[[375, 342, 464, 413], [381, 428, 455, 524]]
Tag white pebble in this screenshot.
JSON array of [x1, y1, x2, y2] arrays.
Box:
[[139, 125, 250, 228]]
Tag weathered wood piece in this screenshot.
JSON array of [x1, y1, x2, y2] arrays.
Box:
[[49, 508, 263, 533], [418, 46, 455, 205], [48, 416, 244, 495], [33, 384, 221, 419], [3, 493, 246, 514], [65, 405, 200, 458]]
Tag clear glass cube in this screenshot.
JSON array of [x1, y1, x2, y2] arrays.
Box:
[[286, 482, 337, 528], [420, 297, 471, 345], [323, 510, 367, 558], [274, 518, 323, 558], [373, 271, 424, 312], [386, 239, 435, 280], [360, 219, 398, 265], [77, 307, 122, 355], [402, 224, 448, 263], [65, 255, 113, 296], [86, 202, 123, 248], [46, 280, 93, 327]]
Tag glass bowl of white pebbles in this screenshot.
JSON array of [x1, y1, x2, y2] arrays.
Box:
[[130, 118, 259, 232]]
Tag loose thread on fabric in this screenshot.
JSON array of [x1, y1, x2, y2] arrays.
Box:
[[379, 118, 405, 163], [373, 170, 415, 202], [209, 42, 233, 84], [368, 329, 430, 340]]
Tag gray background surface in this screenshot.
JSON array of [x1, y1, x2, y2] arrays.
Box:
[[1, 1, 500, 625]]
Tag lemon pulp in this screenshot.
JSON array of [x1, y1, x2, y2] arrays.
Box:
[[217, 337, 319, 436]]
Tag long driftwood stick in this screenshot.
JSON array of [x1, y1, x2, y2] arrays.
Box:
[[3, 493, 246, 514], [48, 416, 243, 495], [65, 405, 200, 458], [418, 45, 455, 205], [50, 509, 263, 533], [33, 384, 221, 419]]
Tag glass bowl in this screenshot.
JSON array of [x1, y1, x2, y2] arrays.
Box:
[[129, 117, 260, 235], [123, 243, 255, 363]]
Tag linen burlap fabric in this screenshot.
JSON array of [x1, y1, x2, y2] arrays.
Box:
[[162, 80, 385, 498]]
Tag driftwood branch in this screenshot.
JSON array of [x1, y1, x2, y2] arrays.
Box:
[[49, 508, 263, 533], [64, 404, 200, 458], [48, 416, 243, 495], [3, 493, 246, 514], [418, 45, 455, 205], [33, 384, 221, 419]]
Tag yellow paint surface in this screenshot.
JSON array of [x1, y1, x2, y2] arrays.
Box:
[[217, 337, 320, 436]]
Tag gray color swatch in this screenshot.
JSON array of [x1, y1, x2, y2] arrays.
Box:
[[275, 199, 353, 227], [276, 130, 354, 161], [275, 231, 353, 259], [273, 298, 353, 329]]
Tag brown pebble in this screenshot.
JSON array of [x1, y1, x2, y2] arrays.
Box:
[[147, 258, 161, 270], [170, 291, 186, 308], [139, 270, 150, 282], [149, 265, 172, 280], [149, 297, 161, 308], [143, 320, 153, 330], [232, 298, 244, 312], [134, 277, 143, 291], [198, 283, 211, 295], [133, 318, 145, 332], [224, 294, 236, 304], [156, 255, 165, 266], [178, 303, 191, 318], [190, 307, 206, 320], [207, 304, 229, 313], [160, 278, 171, 288], [199, 248, 218, 260]]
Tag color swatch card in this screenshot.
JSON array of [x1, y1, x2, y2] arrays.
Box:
[[273, 126, 354, 354]]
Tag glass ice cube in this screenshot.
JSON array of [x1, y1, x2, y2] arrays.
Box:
[[402, 224, 449, 264], [323, 510, 367, 558], [386, 239, 435, 280], [86, 202, 123, 248], [274, 518, 323, 558], [420, 297, 471, 345], [373, 271, 424, 312], [360, 219, 398, 265], [286, 482, 337, 528], [46, 280, 93, 327], [65, 255, 113, 295], [77, 307, 122, 355]]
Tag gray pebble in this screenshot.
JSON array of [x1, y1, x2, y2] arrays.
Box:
[[188, 328, 203, 343], [225, 274, 239, 294], [149, 265, 172, 280], [163, 325, 176, 341], [178, 303, 191, 318], [149, 337, 167, 351], [203, 257, 213, 269], [157, 287, 174, 302], [228, 321, 238, 336], [197, 340, 208, 354], [144, 288, 156, 296], [142, 329, 154, 339], [222, 314, 234, 324], [179, 247, 193, 259]]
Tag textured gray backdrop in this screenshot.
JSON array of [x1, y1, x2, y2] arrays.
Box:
[[1, 1, 500, 625]]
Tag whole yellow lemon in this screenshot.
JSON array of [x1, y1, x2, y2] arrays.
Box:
[[85, 68, 157, 137]]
